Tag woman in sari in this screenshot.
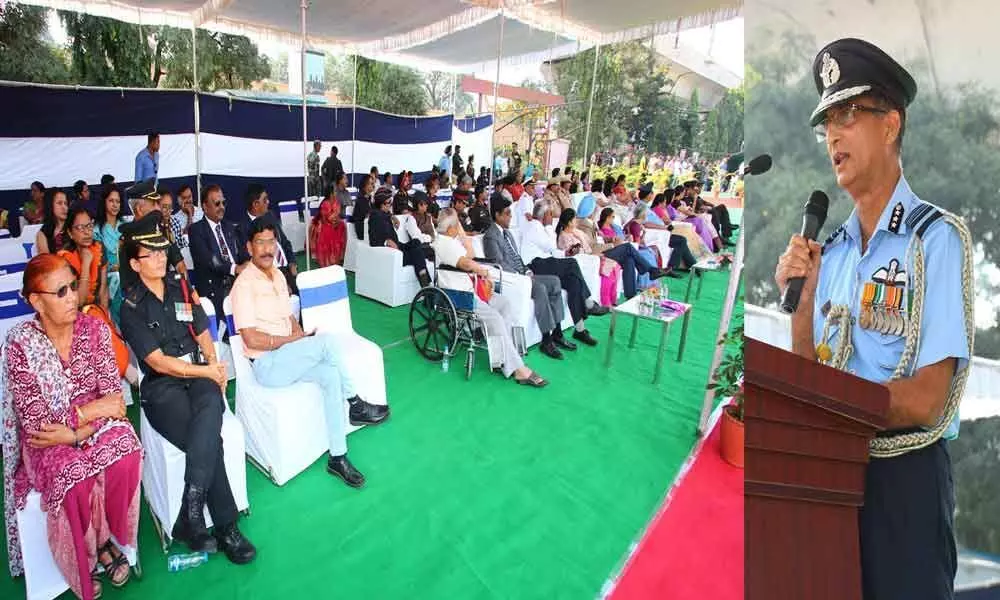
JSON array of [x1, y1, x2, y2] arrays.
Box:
[[309, 184, 347, 267], [669, 185, 721, 252], [57, 208, 130, 380], [556, 208, 622, 306], [3, 253, 142, 600], [94, 186, 123, 326], [652, 192, 712, 260]]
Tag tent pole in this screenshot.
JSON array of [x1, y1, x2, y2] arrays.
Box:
[[582, 43, 600, 170], [192, 25, 201, 203], [351, 53, 358, 189], [300, 0, 311, 271], [488, 6, 505, 188], [699, 222, 744, 435]]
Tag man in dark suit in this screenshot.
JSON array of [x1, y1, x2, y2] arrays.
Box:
[[234, 183, 299, 294], [482, 193, 570, 360], [367, 188, 431, 287], [189, 184, 250, 323], [321, 146, 344, 193]]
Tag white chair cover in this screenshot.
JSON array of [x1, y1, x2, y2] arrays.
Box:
[[224, 296, 328, 486]]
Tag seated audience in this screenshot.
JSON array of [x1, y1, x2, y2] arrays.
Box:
[[57, 207, 131, 380], [690, 179, 737, 240], [519, 200, 609, 345], [351, 174, 375, 240], [652, 192, 712, 260], [310, 185, 348, 267], [368, 188, 432, 287], [73, 180, 93, 215], [120, 224, 255, 564], [170, 184, 203, 250], [118, 191, 189, 296], [482, 193, 570, 360], [4, 253, 142, 600], [451, 189, 474, 232], [335, 172, 354, 210], [37, 188, 69, 254], [158, 189, 176, 244], [671, 185, 721, 252], [433, 209, 547, 387], [95, 185, 125, 325], [468, 184, 492, 233], [413, 195, 436, 239], [237, 183, 298, 294], [189, 184, 249, 323], [231, 219, 389, 487], [24, 181, 46, 225]]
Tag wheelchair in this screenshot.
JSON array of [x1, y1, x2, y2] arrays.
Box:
[[408, 262, 504, 380]]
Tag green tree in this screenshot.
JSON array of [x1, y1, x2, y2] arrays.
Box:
[[699, 86, 745, 157], [60, 11, 160, 87], [0, 4, 71, 84], [744, 32, 1000, 357], [54, 10, 267, 90], [269, 51, 288, 83], [160, 29, 268, 90], [354, 56, 427, 115]]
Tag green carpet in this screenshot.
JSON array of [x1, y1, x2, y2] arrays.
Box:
[[1, 256, 742, 600]]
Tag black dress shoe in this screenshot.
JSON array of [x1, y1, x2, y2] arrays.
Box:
[[215, 522, 257, 565], [552, 332, 577, 351], [327, 454, 365, 488], [649, 268, 668, 280], [348, 398, 390, 426], [586, 304, 611, 317], [665, 270, 683, 279], [539, 341, 564, 360], [572, 329, 598, 346], [172, 484, 218, 553]]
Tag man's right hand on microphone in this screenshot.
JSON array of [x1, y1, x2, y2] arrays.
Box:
[[775, 234, 822, 309]]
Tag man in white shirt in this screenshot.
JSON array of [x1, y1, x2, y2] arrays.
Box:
[[432, 209, 547, 387], [520, 200, 609, 346]]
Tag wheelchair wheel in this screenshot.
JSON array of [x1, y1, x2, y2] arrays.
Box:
[[410, 287, 459, 361], [465, 347, 475, 380]]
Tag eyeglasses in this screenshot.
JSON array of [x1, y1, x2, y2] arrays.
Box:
[[32, 280, 79, 298], [137, 249, 167, 260], [814, 102, 889, 141], [72, 221, 94, 232], [213, 200, 226, 207]]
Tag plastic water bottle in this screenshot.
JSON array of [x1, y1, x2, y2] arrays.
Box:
[[167, 552, 208, 572], [442, 345, 450, 373]]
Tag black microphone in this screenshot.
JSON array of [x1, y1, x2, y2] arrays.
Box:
[[780, 190, 829, 314], [742, 154, 772, 176]]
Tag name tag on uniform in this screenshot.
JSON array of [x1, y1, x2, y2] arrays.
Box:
[[175, 302, 194, 323]]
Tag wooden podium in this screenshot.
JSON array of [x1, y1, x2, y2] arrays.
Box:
[[744, 338, 889, 600]]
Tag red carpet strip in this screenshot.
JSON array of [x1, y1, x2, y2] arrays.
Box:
[[604, 410, 744, 600]]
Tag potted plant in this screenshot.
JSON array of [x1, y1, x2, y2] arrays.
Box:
[[708, 315, 744, 468]]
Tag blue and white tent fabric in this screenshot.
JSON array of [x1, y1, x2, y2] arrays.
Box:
[[0, 84, 493, 219]]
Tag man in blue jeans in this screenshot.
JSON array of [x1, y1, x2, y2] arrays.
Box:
[[229, 218, 389, 488]]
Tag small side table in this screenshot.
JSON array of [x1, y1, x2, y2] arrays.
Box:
[[605, 295, 692, 384], [684, 257, 728, 303]]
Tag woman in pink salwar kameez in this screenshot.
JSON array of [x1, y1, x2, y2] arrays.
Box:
[[3, 253, 142, 600]]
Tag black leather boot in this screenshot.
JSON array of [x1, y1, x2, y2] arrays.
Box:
[[215, 522, 257, 565], [172, 483, 218, 553]]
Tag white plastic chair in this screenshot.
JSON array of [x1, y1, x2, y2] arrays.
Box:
[[279, 200, 306, 254], [297, 266, 387, 414], [224, 296, 329, 486], [137, 298, 250, 552]]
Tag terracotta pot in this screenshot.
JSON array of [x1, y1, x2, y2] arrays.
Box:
[[720, 403, 744, 469]]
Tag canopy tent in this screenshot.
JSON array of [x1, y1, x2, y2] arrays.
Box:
[[20, 0, 742, 68]]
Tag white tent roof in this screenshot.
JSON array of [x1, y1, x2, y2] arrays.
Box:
[[23, 0, 742, 68]]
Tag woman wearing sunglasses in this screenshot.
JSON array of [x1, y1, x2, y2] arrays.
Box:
[[57, 207, 132, 381], [2, 253, 143, 600]]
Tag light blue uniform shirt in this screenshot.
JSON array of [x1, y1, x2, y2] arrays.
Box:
[[438, 155, 451, 178], [813, 175, 969, 439], [135, 147, 158, 184]]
